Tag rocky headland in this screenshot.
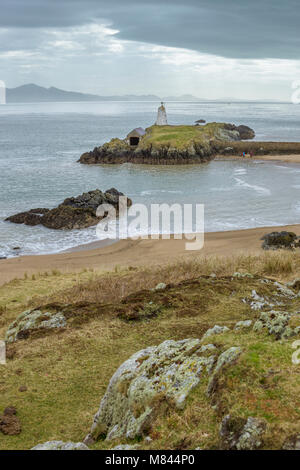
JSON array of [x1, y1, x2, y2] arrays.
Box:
[[78, 123, 255, 165], [5, 188, 132, 230]]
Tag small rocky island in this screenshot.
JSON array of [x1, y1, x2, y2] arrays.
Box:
[[79, 103, 255, 165], [5, 188, 132, 230]]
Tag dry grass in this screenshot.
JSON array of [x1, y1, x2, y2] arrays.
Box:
[[0, 250, 300, 450], [34, 250, 300, 307]]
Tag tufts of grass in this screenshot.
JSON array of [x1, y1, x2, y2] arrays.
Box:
[[0, 251, 300, 449]]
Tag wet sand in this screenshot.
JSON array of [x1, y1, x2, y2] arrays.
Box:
[[1, 224, 300, 286]]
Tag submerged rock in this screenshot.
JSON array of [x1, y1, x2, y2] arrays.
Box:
[[87, 339, 215, 442], [31, 441, 89, 450], [5, 188, 132, 230], [5, 309, 67, 343], [220, 414, 266, 450]]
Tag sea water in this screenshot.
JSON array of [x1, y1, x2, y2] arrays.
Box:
[[0, 100, 300, 257]]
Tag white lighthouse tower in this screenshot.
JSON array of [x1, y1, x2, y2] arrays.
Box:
[[155, 102, 168, 125]]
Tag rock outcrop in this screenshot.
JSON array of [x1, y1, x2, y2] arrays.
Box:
[[5, 188, 132, 230], [223, 124, 255, 140], [253, 310, 300, 340], [219, 415, 266, 450], [201, 325, 230, 340], [86, 339, 217, 442], [5, 309, 67, 343], [78, 122, 255, 165], [261, 231, 300, 250]]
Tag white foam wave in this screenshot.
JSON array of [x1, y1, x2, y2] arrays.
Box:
[[234, 177, 271, 195]]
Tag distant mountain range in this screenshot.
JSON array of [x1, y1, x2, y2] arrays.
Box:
[[6, 84, 203, 103], [5, 84, 287, 104]]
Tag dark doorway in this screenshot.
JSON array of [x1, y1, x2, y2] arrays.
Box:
[[130, 137, 139, 146]]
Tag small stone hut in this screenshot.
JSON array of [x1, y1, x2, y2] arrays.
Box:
[[127, 127, 146, 146]]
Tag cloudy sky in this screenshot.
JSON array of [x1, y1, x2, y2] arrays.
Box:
[[1, 0, 300, 99]]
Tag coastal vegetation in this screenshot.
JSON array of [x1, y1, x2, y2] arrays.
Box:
[[78, 122, 255, 165], [1, 250, 300, 449]]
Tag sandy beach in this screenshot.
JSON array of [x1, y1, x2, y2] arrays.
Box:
[[0, 224, 299, 286]]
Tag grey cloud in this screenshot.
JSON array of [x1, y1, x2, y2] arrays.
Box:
[[0, 0, 299, 59]]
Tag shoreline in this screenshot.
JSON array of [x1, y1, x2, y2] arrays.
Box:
[[215, 153, 300, 164], [1, 223, 300, 286]]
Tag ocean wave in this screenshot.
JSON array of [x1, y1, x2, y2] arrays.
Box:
[[141, 189, 183, 196], [234, 177, 271, 195]]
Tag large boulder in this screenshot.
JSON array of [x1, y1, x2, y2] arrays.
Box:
[[86, 339, 216, 442], [236, 125, 255, 140], [261, 231, 300, 250], [222, 124, 255, 140], [5, 188, 132, 230], [5, 309, 67, 343]]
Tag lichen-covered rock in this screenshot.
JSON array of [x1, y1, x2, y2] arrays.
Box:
[[233, 272, 254, 279], [31, 441, 89, 450], [234, 320, 252, 330], [153, 283, 167, 291], [201, 325, 230, 341], [282, 434, 300, 450], [5, 309, 67, 343], [87, 339, 215, 442], [250, 290, 271, 310], [273, 282, 296, 298], [207, 347, 241, 396], [220, 414, 266, 450], [213, 347, 241, 375], [253, 310, 293, 340]]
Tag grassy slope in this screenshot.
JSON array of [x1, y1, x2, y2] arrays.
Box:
[[1, 251, 300, 450], [139, 123, 225, 150]]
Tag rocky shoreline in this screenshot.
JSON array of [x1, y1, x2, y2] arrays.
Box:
[[5, 188, 132, 230]]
